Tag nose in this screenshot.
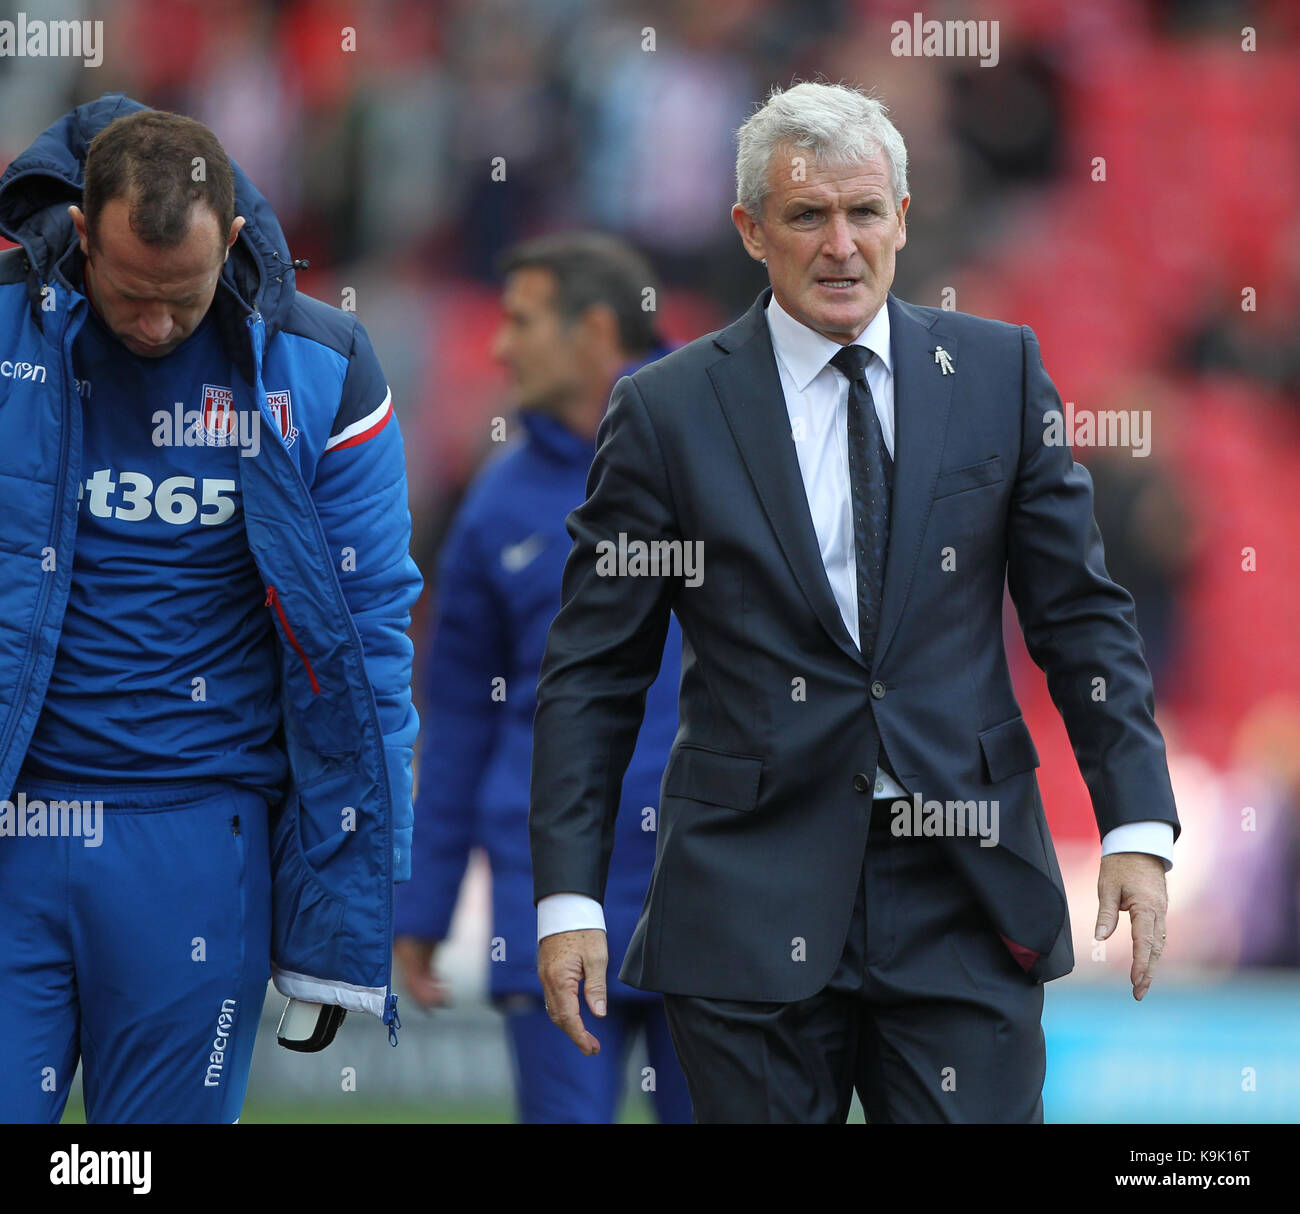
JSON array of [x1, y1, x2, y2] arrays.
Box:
[[136, 305, 174, 344], [821, 212, 857, 262]]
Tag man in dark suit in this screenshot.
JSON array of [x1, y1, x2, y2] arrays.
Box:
[[530, 82, 1180, 1122]]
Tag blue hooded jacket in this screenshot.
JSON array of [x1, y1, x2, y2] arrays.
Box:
[[0, 94, 422, 1034]]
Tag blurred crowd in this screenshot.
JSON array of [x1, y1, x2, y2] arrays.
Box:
[[2, 0, 1298, 973]]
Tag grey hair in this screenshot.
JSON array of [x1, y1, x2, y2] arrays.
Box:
[[735, 82, 909, 218]]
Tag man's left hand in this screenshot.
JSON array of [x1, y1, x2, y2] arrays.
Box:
[[1095, 852, 1168, 1001]]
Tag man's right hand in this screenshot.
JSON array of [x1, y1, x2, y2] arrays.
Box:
[[394, 936, 450, 1010], [538, 929, 608, 1056]]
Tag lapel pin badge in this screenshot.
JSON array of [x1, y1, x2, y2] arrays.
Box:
[[934, 346, 954, 375]]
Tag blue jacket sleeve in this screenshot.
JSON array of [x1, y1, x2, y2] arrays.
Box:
[[393, 497, 508, 939], [309, 318, 423, 881]]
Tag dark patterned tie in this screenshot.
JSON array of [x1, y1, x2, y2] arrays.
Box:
[[830, 344, 892, 663]]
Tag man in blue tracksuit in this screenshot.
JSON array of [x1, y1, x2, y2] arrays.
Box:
[[394, 232, 691, 1122], [0, 96, 421, 1122]]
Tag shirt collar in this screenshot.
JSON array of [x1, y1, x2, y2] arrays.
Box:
[[765, 291, 892, 393]]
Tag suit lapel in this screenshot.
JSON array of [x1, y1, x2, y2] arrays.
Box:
[[709, 289, 865, 668], [873, 295, 957, 669]]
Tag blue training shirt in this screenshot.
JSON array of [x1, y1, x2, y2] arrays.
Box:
[[22, 284, 286, 800]]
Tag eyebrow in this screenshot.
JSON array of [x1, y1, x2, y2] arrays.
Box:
[[787, 196, 886, 211], [117, 286, 202, 305]]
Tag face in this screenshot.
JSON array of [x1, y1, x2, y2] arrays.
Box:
[[732, 144, 908, 344], [490, 267, 587, 413], [69, 197, 244, 358]]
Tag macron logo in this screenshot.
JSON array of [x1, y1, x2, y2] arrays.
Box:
[[204, 997, 238, 1087], [2, 358, 46, 382]]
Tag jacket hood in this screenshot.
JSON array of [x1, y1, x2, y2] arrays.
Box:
[[0, 92, 298, 370]]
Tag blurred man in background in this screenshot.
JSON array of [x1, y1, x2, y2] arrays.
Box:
[[394, 232, 691, 1123]]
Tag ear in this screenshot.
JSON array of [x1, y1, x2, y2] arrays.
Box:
[[224, 215, 246, 262], [68, 205, 90, 255], [732, 202, 767, 263], [894, 194, 910, 251], [577, 301, 620, 353]]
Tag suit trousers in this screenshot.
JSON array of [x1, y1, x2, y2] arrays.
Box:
[[662, 800, 1046, 1123]]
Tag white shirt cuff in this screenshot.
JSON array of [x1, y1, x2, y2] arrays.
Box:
[[1100, 821, 1174, 872], [537, 892, 606, 941]]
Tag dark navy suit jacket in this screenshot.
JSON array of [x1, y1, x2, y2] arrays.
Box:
[[531, 288, 1180, 999]]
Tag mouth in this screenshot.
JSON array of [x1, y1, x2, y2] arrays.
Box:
[[816, 277, 860, 291]]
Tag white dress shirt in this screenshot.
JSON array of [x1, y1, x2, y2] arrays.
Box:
[[538, 294, 1172, 941]]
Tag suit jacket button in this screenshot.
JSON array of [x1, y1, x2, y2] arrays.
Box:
[[870, 680, 887, 700], [853, 773, 870, 793]]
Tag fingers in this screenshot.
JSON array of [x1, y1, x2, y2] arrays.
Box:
[[1098, 853, 1168, 1002], [584, 952, 608, 1020], [393, 937, 446, 1010], [1129, 904, 1157, 1000], [1094, 870, 1120, 942], [538, 929, 608, 1056], [547, 981, 600, 1056], [1132, 904, 1168, 1002], [406, 972, 448, 1010]]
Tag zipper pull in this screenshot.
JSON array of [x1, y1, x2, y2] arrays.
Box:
[[383, 992, 401, 1047], [264, 586, 275, 608]]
